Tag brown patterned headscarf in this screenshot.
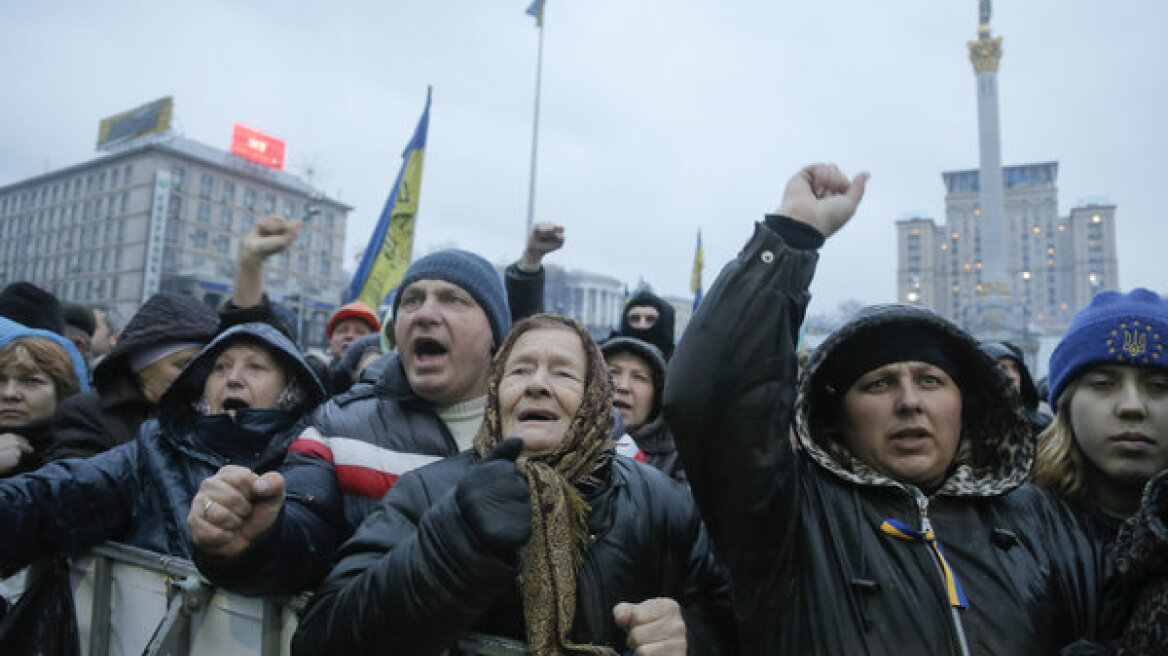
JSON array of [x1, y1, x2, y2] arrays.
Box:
[[473, 314, 617, 656]]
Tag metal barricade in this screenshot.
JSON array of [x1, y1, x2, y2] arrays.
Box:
[[69, 542, 305, 656], [0, 542, 539, 656]]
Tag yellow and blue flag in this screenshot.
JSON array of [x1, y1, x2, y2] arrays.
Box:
[[690, 228, 704, 309], [526, 0, 545, 27], [347, 88, 432, 309]]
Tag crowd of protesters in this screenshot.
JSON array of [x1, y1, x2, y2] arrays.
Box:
[[0, 163, 1165, 654]]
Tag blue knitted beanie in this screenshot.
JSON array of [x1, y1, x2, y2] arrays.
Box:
[[1048, 288, 1168, 405], [391, 249, 511, 347]]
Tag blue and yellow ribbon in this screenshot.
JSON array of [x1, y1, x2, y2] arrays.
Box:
[[880, 518, 969, 608]]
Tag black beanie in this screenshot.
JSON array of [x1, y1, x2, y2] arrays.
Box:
[[0, 282, 65, 335], [818, 323, 966, 398]]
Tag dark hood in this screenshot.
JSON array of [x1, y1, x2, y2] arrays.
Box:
[[618, 290, 676, 359], [157, 322, 326, 434], [93, 292, 219, 395], [795, 304, 1032, 497], [600, 335, 666, 424], [979, 340, 1040, 410]]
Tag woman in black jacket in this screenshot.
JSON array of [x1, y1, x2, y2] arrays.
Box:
[[292, 315, 734, 655], [0, 322, 324, 573], [665, 163, 1125, 654]]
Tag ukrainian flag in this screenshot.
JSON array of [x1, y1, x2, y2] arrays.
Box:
[[347, 88, 432, 309], [526, 0, 545, 27], [690, 228, 704, 309]]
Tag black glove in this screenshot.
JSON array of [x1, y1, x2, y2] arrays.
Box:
[[455, 437, 532, 557]]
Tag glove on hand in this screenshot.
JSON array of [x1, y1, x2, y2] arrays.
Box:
[[455, 437, 532, 556]]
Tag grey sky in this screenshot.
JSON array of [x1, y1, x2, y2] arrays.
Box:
[[2, 1, 1163, 319]]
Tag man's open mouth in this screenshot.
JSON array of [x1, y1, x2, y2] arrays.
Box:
[[612, 400, 632, 411], [414, 338, 448, 357]]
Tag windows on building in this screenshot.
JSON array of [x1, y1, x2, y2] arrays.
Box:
[[199, 174, 213, 199]]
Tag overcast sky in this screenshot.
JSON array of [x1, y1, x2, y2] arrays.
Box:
[[2, 1, 1164, 318]]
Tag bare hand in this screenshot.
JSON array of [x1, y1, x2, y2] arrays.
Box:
[[242, 215, 302, 262], [0, 433, 32, 475], [519, 222, 565, 269], [613, 597, 686, 655], [774, 163, 868, 239], [187, 465, 285, 558]]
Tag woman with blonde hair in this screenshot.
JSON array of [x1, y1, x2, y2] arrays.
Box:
[[1032, 288, 1168, 533]]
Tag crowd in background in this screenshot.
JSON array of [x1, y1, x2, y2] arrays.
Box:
[[0, 164, 1165, 654]]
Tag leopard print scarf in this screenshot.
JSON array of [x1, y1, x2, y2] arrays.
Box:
[[474, 315, 617, 656]]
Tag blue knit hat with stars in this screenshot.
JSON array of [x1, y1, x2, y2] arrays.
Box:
[[1048, 288, 1168, 405]]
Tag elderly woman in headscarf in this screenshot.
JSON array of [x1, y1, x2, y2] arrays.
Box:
[[664, 163, 1126, 654], [291, 314, 734, 656], [0, 317, 88, 476], [0, 322, 324, 573]]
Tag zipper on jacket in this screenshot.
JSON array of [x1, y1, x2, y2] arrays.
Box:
[[909, 487, 971, 656]]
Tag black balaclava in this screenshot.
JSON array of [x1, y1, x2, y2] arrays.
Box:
[[617, 290, 675, 359]]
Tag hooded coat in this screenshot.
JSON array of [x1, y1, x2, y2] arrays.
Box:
[[980, 340, 1052, 438], [0, 317, 89, 475], [664, 216, 1119, 654], [45, 293, 219, 461], [0, 322, 324, 575]]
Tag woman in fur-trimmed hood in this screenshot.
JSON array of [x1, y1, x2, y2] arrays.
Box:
[[665, 162, 1123, 655]]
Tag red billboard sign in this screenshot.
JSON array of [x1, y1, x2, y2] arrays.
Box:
[[231, 124, 286, 169]]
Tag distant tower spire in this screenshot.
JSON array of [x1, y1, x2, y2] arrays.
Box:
[[967, 0, 1007, 294]]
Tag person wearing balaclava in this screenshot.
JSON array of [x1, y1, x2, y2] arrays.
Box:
[[613, 290, 676, 360]]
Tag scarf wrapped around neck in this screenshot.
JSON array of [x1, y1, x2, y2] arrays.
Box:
[[473, 314, 617, 656]]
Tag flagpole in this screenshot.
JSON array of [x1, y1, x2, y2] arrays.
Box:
[[524, 8, 545, 246]]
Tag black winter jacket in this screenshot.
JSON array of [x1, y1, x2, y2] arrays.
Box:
[[665, 217, 1119, 655], [0, 322, 324, 575], [194, 351, 462, 596], [291, 453, 735, 655]]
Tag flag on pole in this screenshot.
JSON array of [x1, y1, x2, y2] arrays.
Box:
[[525, 0, 545, 27], [690, 228, 704, 309], [346, 87, 432, 309]]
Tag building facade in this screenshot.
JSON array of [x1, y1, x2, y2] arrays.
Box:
[[0, 134, 350, 351], [894, 3, 1118, 340], [896, 162, 1118, 335]]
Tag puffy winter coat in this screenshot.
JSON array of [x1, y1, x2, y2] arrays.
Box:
[[665, 216, 1119, 655], [291, 452, 735, 655], [0, 322, 324, 574], [194, 351, 462, 595]]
